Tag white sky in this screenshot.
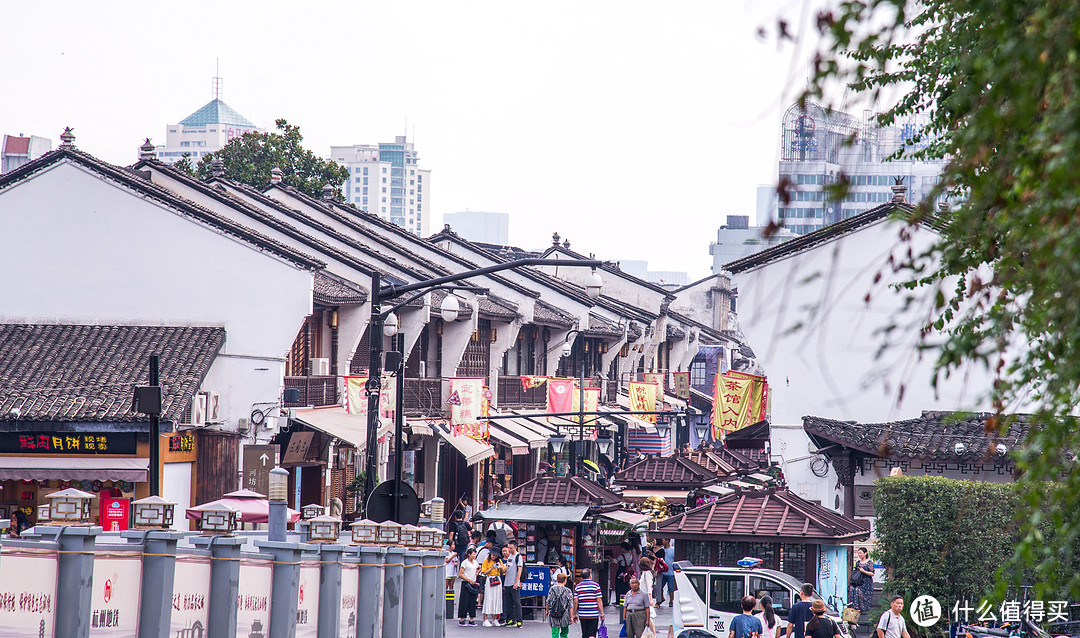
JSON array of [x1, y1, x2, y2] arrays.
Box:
[[3, 1, 830, 279]]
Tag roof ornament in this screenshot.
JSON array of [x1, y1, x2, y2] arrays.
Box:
[[269, 167, 283, 184], [321, 183, 335, 201], [563, 238, 571, 249], [139, 138, 155, 160], [210, 156, 225, 178], [891, 175, 907, 203], [552, 232, 561, 246], [59, 127, 75, 149]]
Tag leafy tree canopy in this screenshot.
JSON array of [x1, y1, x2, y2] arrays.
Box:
[[805, 0, 1080, 598], [193, 119, 347, 199]]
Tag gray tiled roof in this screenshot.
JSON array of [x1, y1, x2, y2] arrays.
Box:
[[314, 272, 368, 305], [803, 411, 1028, 462], [0, 324, 225, 426], [533, 300, 575, 328]]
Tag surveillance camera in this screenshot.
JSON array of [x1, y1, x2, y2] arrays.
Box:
[[8, 407, 20, 419], [561, 342, 573, 358]]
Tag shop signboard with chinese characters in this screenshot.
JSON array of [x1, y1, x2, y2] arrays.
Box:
[[236, 557, 272, 637], [169, 554, 210, 637], [0, 432, 136, 455], [340, 562, 359, 637], [242, 445, 278, 495], [295, 561, 320, 638], [0, 546, 58, 638], [520, 565, 549, 597], [89, 550, 142, 637]]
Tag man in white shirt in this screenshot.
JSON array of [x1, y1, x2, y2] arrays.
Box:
[[877, 595, 910, 638]]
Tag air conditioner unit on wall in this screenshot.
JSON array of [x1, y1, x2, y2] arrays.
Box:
[[310, 357, 330, 376], [184, 393, 207, 427], [202, 390, 221, 422]]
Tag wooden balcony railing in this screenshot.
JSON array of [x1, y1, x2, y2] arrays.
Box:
[[496, 375, 548, 408], [284, 375, 340, 407], [404, 377, 444, 414]]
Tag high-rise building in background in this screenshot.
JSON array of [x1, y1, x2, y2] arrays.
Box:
[[155, 77, 261, 165], [2, 134, 51, 173], [710, 215, 797, 273], [331, 136, 431, 236], [443, 210, 508, 245], [756, 101, 947, 235]]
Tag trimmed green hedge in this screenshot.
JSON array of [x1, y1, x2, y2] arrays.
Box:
[[873, 476, 1022, 605]]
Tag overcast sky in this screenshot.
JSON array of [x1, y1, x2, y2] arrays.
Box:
[[3, 1, 829, 278]]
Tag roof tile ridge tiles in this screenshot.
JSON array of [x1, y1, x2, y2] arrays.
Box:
[[776, 500, 792, 535], [428, 232, 601, 306], [772, 490, 847, 535], [274, 184, 543, 300], [724, 201, 924, 275], [664, 310, 725, 342], [672, 272, 730, 294], [4, 149, 325, 271], [137, 161, 431, 280], [539, 245, 676, 299], [726, 493, 746, 533], [225, 180, 456, 279]]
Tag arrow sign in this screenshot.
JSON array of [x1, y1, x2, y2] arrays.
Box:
[[260, 453, 269, 466], [242, 444, 278, 496]]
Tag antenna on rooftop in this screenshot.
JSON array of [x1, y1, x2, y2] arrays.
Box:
[[212, 58, 223, 100]]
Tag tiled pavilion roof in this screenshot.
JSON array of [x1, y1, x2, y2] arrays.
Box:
[[498, 476, 622, 507], [615, 455, 719, 489]]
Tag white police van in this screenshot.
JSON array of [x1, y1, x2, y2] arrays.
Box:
[[672, 561, 851, 638]]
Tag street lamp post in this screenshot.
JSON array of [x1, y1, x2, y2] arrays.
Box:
[[362, 258, 606, 522], [560, 330, 586, 476]]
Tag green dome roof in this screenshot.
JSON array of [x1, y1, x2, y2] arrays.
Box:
[[179, 98, 257, 128]]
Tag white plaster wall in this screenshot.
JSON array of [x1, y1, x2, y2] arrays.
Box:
[[733, 217, 995, 427], [0, 160, 313, 430], [671, 275, 730, 333], [536, 248, 669, 311]]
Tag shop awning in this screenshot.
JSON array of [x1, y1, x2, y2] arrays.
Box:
[[435, 425, 495, 466], [597, 510, 651, 527], [291, 407, 392, 451], [620, 489, 689, 501], [489, 416, 552, 449], [702, 485, 735, 496], [487, 426, 530, 456], [0, 457, 148, 482], [407, 420, 434, 436], [602, 404, 658, 433], [475, 503, 590, 523]]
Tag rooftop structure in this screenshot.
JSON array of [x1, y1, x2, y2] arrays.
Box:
[[154, 78, 261, 165], [1, 134, 51, 174], [331, 136, 430, 236]]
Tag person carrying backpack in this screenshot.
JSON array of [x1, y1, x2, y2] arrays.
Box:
[[546, 572, 573, 638], [451, 511, 473, 563]]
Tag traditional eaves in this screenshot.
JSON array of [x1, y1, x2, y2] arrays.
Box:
[[314, 271, 368, 305], [614, 455, 719, 489], [478, 295, 519, 322], [0, 148, 324, 271], [803, 411, 1028, 462], [532, 300, 576, 328], [271, 186, 539, 300], [585, 313, 623, 337], [499, 476, 622, 507], [655, 488, 870, 543], [724, 201, 928, 274], [0, 324, 224, 427]]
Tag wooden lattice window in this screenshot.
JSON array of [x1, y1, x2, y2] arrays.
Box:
[[456, 319, 491, 378], [287, 318, 310, 377]]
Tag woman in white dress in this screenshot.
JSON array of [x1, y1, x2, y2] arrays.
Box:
[[480, 548, 506, 626]]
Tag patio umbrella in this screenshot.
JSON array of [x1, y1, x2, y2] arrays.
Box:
[[185, 488, 301, 524]]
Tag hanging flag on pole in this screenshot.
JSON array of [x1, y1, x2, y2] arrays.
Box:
[[449, 378, 485, 439], [628, 381, 658, 424], [546, 378, 575, 424], [643, 372, 666, 405], [673, 371, 691, 400], [726, 371, 768, 422], [711, 373, 754, 438], [520, 375, 549, 392], [344, 376, 368, 416], [570, 386, 601, 425]]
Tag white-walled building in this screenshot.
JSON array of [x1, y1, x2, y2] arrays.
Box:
[[727, 189, 995, 511], [443, 210, 509, 245], [331, 136, 431, 236], [155, 91, 261, 165], [2, 134, 52, 173], [709, 215, 797, 273]]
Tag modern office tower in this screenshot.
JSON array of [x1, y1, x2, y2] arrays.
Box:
[[757, 102, 948, 235], [331, 136, 431, 236], [155, 78, 261, 165]]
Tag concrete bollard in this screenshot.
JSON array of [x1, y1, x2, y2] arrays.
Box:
[[357, 546, 386, 638], [420, 550, 441, 638], [191, 534, 246, 638], [122, 529, 184, 638], [31, 525, 101, 638], [382, 546, 406, 638], [254, 539, 313, 638], [401, 549, 424, 638], [316, 543, 345, 638]]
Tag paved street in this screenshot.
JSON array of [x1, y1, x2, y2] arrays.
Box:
[[446, 604, 676, 637]]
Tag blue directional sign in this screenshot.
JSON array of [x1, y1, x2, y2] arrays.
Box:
[[520, 565, 549, 597]]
